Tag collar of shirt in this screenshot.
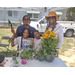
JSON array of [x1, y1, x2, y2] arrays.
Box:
[[23, 24, 30, 29]]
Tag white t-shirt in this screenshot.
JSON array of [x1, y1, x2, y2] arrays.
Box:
[[48, 23, 63, 51], [14, 37, 32, 51], [33, 38, 42, 52]]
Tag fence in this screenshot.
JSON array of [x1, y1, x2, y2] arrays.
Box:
[[0, 21, 21, 28]]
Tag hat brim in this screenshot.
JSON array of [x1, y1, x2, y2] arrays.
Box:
[[45, 15, 59, 21]]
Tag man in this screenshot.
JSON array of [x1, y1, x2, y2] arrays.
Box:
[[11, 15, 35, 38]]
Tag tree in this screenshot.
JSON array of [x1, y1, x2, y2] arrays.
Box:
[[66, 7, 75, 21]]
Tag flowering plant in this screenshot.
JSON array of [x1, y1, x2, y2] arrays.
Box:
[[20, 48, 36, 60], [41, 30, 59, 56]]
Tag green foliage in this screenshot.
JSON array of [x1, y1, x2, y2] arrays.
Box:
[[12, 50, 17, 56], [28, 49, 36, 59], [14, 60, 18, 64], [66, 7, 75, 21], [36, 49, 45, 59], [41, 36, 58, 56], [20, 50, 29, 59], [27, 44, 32, 46], [20, 49, 36, 59]]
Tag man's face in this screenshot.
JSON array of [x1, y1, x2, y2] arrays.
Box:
[[23, 16, 30, 25]]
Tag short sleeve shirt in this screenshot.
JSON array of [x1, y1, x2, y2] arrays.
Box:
[[16, 24, 35, 38], [14, 37, 32, 51], [33, 38, 42, 52]]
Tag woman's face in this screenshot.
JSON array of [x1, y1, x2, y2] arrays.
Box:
[[34, 32, 40, 39], [23, 16, 30, 25], [48, 16, 56, 24], [23, 29, 29, 38]]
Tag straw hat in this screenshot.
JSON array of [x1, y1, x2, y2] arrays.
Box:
[[45, 11, 58, 21]]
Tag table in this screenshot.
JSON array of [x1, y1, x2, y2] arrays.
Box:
[[4, 57, 67, 67]]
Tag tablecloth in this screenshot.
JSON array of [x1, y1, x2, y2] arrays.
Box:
[[4, 57, 67, 67]]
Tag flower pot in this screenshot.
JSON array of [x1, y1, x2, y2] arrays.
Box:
[[39, 57, 44, 61], [12, 56, 16, 60], [35, 56, 38, 60], [45, 55, 55, 62], [11, 60, 19, 67], [21, 59, 26, 65], [14, 60, 19, 67]]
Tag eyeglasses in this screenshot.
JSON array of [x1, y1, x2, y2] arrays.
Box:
[[47, 16, 55, 20]]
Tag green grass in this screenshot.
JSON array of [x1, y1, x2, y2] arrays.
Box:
[[0, 28, 17, 57]]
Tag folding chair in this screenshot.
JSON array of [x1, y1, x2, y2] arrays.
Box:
[[0, 36, 11, 55]]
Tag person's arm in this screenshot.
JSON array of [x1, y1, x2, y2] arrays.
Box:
[[30, 38, 34, 48], [16, 26, 19, 37], [56, 26, 63, 51], [11, 26, 20, 39], [9, 34, 15, 46], [11, 27, 15, 35], [11, 39, 15, 47], [11, 37, 18, 47]]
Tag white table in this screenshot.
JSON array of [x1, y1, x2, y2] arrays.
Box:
[[4, 57, 67, 67]]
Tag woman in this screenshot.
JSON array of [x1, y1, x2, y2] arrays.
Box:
[[45, 11, 63, 57]]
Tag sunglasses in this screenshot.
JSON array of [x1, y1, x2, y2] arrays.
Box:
[[47, 16, 56, 20]]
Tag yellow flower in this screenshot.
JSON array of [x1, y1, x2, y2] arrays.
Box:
[[52, 37, 56, 39], [42, 30, 56, 39], [57, 38, 60, 42], [48, 34, 51, 38], [44, 30, 51, 34], [43, 34, 48, 38], [51, 32, 55, 36]]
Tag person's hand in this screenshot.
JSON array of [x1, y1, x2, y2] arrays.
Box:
[[11, 27, 15, 34], [31, 38, 34, 48], [31, 38, 34, 42], [9, 34, 15, 42], [55, 50, 59, 57]]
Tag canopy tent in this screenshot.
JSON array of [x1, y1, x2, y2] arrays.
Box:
[[0, 7, 69, 12]]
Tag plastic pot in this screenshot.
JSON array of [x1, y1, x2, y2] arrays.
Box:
[[12, 56, 16, 60], [39, 57, 44, 61], [21, 59, 26, 65], [45, 55, 55, 62]]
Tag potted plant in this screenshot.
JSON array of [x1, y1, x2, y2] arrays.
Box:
[[41, 30, 58, 62], [28, 48, 36, 60], [20, 50, 29, 65], [11, 50, 17, 60], [14, 60, 19, 67], [36, 49, 45, 61]]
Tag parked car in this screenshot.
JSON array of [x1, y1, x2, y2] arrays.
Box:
[[30, 18, 37, 21]]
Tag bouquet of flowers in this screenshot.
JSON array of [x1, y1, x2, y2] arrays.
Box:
[[41, 30, 59, 62]]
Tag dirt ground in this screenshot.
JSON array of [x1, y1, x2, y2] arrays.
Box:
[[59, 37, 75, 67]]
